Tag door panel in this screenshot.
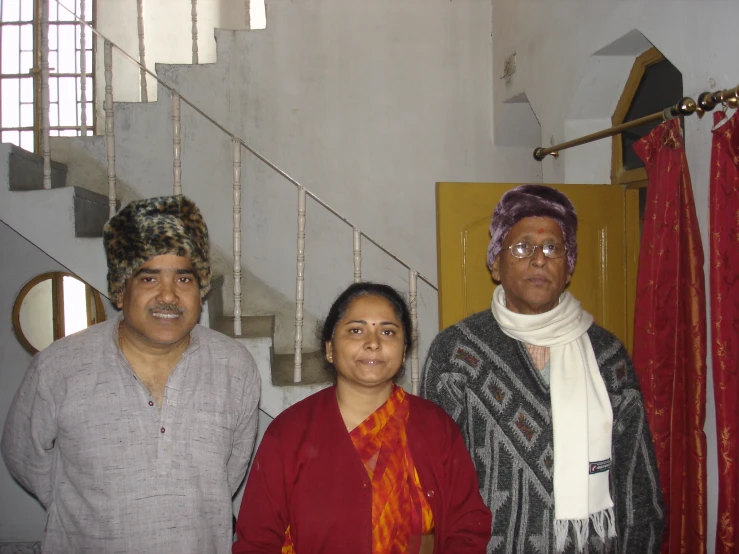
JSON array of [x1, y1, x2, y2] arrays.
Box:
[[436, 183, 630, 346]]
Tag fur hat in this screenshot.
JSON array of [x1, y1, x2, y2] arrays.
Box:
[[486, 184, 578, 274], [103, 195, 212, 305]]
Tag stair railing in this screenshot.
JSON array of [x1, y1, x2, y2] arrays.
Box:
[[44, 0, 436, 392], [40, 0, 52, 189], [191, 0, 199, 65], [80, 0, 88, 133], [172, 93, 182, 196], [136, 0, 148, 102], [232, 138, 243, 336], [103, 40, 117, 218]]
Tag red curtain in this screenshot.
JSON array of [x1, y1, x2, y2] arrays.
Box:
[[632, 118, 707, 554], [711, 109, 739, 554]]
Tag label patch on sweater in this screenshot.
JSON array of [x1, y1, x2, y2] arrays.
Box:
[[589, 459, 611, 474]]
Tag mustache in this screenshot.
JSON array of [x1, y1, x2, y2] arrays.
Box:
[[149, 303, 185, 314]]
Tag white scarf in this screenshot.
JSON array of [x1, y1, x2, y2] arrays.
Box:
[[491, 286, 616, 552]]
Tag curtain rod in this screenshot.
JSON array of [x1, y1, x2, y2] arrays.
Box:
[[533, 84, 739, 161]]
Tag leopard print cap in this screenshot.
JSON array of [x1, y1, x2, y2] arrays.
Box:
[[103, 195, 211, 306]]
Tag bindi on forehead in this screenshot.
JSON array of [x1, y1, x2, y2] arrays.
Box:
[[537, 228, 545, 233]]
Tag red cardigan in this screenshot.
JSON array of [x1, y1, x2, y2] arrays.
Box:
[[233, 386, 491, 553]]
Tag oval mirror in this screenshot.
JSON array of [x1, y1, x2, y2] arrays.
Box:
[[12, 272, 107, 355]]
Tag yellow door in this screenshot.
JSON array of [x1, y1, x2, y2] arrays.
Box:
[[436, 183, 637, 348]]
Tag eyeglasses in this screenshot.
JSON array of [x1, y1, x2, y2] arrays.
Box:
[[506, 242, 567, 259]]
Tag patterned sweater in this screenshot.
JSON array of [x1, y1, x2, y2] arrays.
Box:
[[421, 310, 665, 554]]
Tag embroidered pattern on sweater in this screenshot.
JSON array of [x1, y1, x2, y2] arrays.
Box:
[[538, 446, 554, 481], [511, 408, 541, 447], [454, 345, 482, 372], [421, 310, 665, 554], [482, 372, 512, 414]]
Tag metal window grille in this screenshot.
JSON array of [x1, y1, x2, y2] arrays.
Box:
[[1, 0, 95, 153]]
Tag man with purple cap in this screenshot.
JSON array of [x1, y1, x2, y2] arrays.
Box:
[[421, 185, 664, 553]]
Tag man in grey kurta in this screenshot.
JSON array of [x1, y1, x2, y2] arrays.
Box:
[[2, 196, 261, 553]]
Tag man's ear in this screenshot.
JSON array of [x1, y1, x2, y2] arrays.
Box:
[[115, 292, 124, 310], [566, 273, 572, 285], [491, 256, 501, 283]]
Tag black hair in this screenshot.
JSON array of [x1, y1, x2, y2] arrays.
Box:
[[318, 282, 415, 379]]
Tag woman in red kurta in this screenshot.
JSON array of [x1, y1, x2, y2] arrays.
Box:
[[233, 283, 491, 554]]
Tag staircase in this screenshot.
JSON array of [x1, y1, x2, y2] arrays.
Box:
[[1, 0, 440, 417], [0, 143, 332, 420], [40, 28, 333, 374]]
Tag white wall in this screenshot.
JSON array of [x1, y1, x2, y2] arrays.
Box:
[[0, 222, 65, 542], [491, 1, 739, 549], [69, 0, 540, 373], [90, 0, 250, 124]]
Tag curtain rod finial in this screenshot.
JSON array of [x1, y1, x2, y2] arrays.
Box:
[[678, 97, 697, 116]]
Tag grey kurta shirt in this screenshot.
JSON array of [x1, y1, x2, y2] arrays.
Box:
[[1, 312, 261, 554]]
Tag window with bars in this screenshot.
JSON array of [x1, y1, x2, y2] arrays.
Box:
[[1, 0, 94, 154]]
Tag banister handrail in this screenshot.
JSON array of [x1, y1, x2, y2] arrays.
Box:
[[52, 0, 438, 291]]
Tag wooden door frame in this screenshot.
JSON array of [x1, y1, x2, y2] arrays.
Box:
[[612, 46, 666, 353]]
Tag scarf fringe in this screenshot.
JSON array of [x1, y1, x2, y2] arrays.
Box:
[[554, 508, 616, 553], [591, 506, 617, 539]]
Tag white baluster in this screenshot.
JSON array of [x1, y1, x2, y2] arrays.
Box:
[[232, 138, 243, 336], [79, 0, 87, 134], [40, 0, 51, 189], [136, 0, 148, 102], [172, 92, 181, 195], [353, 228, 362, 283], [409, 270, 419, 395], [104, 40, 117, 218], [293, 187, 307, 383], [191, 0, 199, 65]]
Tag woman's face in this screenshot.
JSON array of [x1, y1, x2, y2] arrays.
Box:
[[325, 294, 406, 391]]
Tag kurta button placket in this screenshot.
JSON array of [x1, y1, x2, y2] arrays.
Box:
[[149, 401, 154, 407], [426, 490, 435, 499], [157, 407, 173, 475], [156, 354, 188, 473]]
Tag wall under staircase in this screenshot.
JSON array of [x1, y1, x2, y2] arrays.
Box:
[[0, 221, 68, 546]]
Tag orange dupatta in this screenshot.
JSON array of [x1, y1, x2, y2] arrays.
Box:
[[350, 385, 434, 553]]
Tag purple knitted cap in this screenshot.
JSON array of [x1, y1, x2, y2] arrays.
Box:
[[486, 184, 578, 274]]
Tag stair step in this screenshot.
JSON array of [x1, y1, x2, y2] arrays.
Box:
[[0, 543, 39, 553], [272, 351, 332, 387], [6, 141, 116, 239], [211, 314, 275, 340], [72, 187, 118, 238], [8, 145, 66, 190]]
